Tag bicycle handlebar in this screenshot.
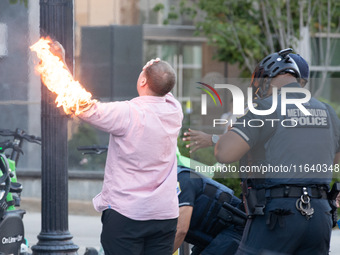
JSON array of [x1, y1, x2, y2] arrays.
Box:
[[77, 145, 108, 155], [0, 129, 41, 145], [0, 141, 24, 155], [0, 129, 41, 164]]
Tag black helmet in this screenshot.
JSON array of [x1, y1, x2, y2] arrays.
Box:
[[251, 48, 301, 98], [290, 53, 309, 81]]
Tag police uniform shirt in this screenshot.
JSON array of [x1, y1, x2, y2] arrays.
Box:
[[177, 171, 202, 207], [230, 82, 340, 187], [177, 168, 244, 255]]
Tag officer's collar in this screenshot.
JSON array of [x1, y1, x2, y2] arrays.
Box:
[[278, 82, 307, 99], [281, 82, 302, 88], [261, 82, 305, 100]]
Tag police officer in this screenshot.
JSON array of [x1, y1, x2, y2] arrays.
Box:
[[215, 49, 340, 255], [183, 53, 310, 153], [173, 156, 246, 255]]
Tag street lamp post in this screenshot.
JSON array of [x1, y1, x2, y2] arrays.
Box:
[[31, 0, 78, 254]]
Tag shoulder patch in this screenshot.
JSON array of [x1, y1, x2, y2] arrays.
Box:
[[176, 182, 181, 196]]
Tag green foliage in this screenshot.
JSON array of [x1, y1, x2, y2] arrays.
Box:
[[177, 136, 190, 158], [168, 11, 179, 20], [191, 147, 216, 166], [154, 3, 180, 26], [309, 0, 340, 33], [214, 174, 243, 198], [177, 133, 217, 166], [9, 0, 28, 8], [178, 135, 242, 195], [154, 0, 340, 75], [319, 98, 340, 118], [212, 161, 243, 197], [325, 96, 340, 186], [152, 3, 165, 12], [68, 123, 106, 171]]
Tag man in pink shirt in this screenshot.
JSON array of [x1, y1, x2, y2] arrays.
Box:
[[78, 58, 183, 255]]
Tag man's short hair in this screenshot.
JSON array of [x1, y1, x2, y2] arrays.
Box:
[[144, 61, 176, 96]]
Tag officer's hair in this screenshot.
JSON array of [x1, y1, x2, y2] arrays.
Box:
[[144, 61, 176, 96]]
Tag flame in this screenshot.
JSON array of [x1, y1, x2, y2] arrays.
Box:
[[30, 37, 95, 115]]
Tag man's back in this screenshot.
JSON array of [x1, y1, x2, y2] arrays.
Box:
[[79, 93, 183, 220]]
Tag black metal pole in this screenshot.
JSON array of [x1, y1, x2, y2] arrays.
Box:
[[32, 0, 78, 254]]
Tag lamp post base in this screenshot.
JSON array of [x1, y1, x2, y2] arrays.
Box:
[[32, 231, 79, 255]]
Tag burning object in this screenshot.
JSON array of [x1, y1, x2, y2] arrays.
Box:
[[30, 37, 95, 115]]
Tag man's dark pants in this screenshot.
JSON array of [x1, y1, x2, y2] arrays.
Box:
[[236, 198, 332, 255], [101, 209, 177, 255]]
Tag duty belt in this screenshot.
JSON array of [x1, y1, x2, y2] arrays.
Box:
[[265, 185, 327, 199]]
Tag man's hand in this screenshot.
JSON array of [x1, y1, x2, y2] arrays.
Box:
[[49, 40, 73, 74], [50, 41, 66, 63], [182, 128, 213, 153], [143, 58, 161, 70], [336, 193, 340, 208]]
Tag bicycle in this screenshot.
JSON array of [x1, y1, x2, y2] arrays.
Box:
[[0, 128, 41, 255], [77, 145, 108, 156]]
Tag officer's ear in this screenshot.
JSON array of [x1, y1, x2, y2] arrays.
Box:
[[300, 79, 307, 88]]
